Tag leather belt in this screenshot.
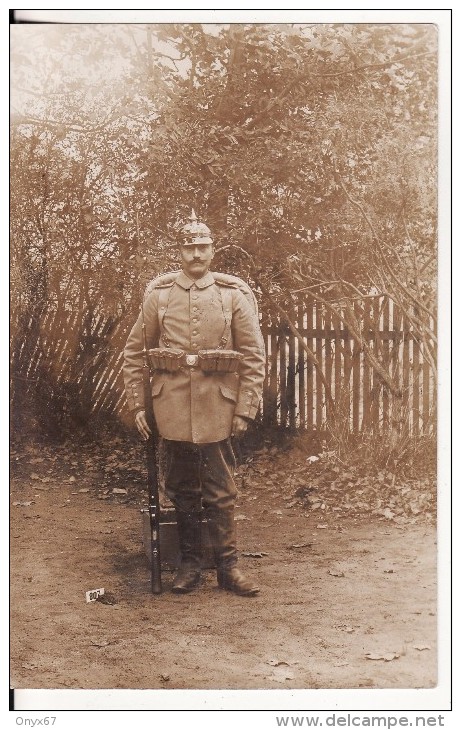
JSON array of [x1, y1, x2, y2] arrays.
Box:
[[148, 347, 243, 373]]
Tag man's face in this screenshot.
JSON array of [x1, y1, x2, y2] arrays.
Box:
[[179, 242, 214, 280]]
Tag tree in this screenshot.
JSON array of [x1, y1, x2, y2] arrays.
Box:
[[10, 22, 437, 438]]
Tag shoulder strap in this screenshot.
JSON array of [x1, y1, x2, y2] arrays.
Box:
[[218, 286, 233, 349], [144, 271, 181, 300], [158, 285, 173, 330], [212, 272, 259, 316], [143, 272, 178, 341]]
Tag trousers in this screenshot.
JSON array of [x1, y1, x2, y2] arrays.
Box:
[[163, 439, 238, 514]]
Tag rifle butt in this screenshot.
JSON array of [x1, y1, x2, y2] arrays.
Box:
[[151, 560, 162, 594]]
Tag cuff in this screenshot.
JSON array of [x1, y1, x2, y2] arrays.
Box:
[[234, 390, 260, 420], [126, 383, 145, 413]]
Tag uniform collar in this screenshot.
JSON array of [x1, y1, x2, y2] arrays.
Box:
[[176, 270, 215, 290]]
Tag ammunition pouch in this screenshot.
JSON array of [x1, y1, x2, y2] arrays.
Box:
[[148, 348, 184, 373], [198, 349, 243, 373], [148, 348, 243, 373]]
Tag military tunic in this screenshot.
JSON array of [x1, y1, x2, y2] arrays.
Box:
[[123, 270, 266, 444]]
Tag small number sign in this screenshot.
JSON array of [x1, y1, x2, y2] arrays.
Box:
[[85, 587, 105, 603]]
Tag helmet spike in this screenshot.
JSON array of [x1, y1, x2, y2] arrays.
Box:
[[179, 209, 213, 245]]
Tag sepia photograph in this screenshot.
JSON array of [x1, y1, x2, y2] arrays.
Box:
[[9, 9, 450, 714]]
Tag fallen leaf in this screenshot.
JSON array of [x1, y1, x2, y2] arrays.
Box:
[[96, 592, 117, 605], [328, 569, 345, 578], [365, 652, 400, 661], [307, 456, 319, 463], [242, 552, 268, 558], [267, 659, 291, 667], [78, 488, 90, 493], [30, 473, 40, 480], [288, 542, 313, 550], [90, 639, 110, 648], [68, 476, 76, 483], [112, 488, 128, 495], [13, 501, 34, 507], [268, 668, 295, 682], [413, 644, 431, 651], [294, 486, 315, 498], [234, 514, 251, 521], [316, 524, 328, 529]]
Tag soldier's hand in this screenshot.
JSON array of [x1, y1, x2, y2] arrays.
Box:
[[232, 415, 249, 438], [135, 410, 151, 441]]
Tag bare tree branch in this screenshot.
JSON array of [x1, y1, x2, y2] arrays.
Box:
[[335, 173, 436, 321], [311, 50, 435, 79]]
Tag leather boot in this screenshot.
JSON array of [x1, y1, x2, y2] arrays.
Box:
[[172, 511, 202, 593], [206, 508, 260, 597]]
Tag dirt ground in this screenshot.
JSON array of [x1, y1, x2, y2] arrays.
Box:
[[10, 437, 437, 694]]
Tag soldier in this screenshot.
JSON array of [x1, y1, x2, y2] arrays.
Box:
[[123, 212, 266, 597]]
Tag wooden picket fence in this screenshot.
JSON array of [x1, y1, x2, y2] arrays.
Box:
[[10, 294, 436, 436], [260, 295, 436, 435]]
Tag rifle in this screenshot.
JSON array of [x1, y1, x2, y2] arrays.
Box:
[[141, 299, 162, 595]]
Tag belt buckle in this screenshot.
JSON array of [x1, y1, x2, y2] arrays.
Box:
[[186, 354, 198, 367]]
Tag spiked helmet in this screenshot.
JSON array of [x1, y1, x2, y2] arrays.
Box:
[[179, 209, 213, 245]]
